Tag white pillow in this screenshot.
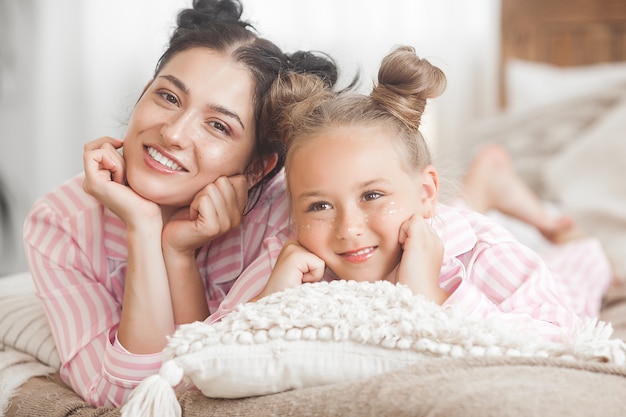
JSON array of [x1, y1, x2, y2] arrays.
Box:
[[544, 95, 626, 281], [122, 280, 625, 417], [0, 272, 61, 369], [506, 59, 626, 113]]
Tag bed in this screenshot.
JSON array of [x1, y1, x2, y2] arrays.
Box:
[[3, 0, 626, 416]]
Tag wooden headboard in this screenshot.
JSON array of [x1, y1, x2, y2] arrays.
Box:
[[500, 0, 626, 106]]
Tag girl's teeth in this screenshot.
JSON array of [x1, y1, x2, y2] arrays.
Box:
[[147, 147, 183, 171], [349, 248, 372, 256]]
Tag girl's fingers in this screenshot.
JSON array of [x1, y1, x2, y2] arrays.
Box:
[[300, 254, 326, 283]]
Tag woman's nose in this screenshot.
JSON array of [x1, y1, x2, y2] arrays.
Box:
[[334, 207, 365, 239], [160, 112, 196, 147]]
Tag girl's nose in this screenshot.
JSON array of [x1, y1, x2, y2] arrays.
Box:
[[334, 207, 365, 240], [160, 112, 195, 147]]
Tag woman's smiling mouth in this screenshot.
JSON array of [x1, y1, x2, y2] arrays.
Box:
[[146, 146, 186, 171], [339, 246, 377, 263]]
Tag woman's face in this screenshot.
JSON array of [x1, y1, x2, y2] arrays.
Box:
[[288, 124, 438, 282], [123, 47, 256, 208]]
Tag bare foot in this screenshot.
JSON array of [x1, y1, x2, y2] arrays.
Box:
[[536, 215, 585, 244], [462, 144, 585, 244]]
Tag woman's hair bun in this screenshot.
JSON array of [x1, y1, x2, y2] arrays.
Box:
[[177, 0, 245, 31]]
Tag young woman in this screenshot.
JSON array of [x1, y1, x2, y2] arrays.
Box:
[[211, 45, 613, 344], [22, 0, 343, 407]]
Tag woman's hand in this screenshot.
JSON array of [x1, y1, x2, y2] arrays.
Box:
[[82, 137, 161, 229], [392, 215, 448, 304], [82, 137, 174, 353], [253, 240, 326, 301], [162, 175, 249, 256], [161, 175, 248, 324]]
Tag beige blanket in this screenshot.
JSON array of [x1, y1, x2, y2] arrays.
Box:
[[6, 282, 626, 417], [7, 356, 626, 417]]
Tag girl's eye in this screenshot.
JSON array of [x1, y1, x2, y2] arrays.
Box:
[[363, 191, 383, 202], [307, 201, 332, 212]]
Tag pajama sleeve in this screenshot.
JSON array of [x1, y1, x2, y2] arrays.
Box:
[[441, 240, 581, 342], [207, 234, 288, 324], [23, 195, 163, 407]]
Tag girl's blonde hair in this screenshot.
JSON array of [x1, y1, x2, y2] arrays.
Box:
[[259, 45, 446, 175]]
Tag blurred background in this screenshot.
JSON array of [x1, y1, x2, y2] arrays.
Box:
[[0, 0, 500, 275]]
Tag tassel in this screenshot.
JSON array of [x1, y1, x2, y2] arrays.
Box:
[[570, 318, 626, 365], [121, 360, 184, 417]]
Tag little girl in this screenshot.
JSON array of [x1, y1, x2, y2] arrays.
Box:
[[210, 46, 613, 342]]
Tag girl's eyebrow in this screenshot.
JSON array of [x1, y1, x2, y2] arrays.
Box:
[[295, 178, 390, 200], [296, 191, 323, 200], [157, 74, 245, 130], [359, 178, 391, 188]]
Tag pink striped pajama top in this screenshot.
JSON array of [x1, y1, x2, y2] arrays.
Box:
[[22, 170, 290, 407], [210, 204, 613, 342]]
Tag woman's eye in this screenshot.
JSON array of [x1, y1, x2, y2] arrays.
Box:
[[363, 191, 383, 201], [307, 201, 332, 212], [209, 120, 230, 134], [158, 92, 179, 105]]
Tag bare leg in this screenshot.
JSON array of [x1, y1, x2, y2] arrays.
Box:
[[462, 145, 583, 244]]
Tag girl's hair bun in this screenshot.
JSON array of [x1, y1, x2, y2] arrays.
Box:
[[371, 45, 446, 132], [286, 51, 339, 89]]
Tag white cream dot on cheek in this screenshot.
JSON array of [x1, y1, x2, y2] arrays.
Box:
[[297, 219, 325, 232], [299, 223, 312, 230], [377, 202, 406, 220]]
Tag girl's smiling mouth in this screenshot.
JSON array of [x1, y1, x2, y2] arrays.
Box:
[[145, 146, 187, 172], [339, 246, 377, 263]]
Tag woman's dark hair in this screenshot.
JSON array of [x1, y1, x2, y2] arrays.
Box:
[[154, 0, 342, 210]]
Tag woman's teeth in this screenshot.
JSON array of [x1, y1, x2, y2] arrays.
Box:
[[147, 147, 183, 171]]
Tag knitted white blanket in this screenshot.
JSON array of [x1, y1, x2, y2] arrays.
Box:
[[122, 280, 626, 417]]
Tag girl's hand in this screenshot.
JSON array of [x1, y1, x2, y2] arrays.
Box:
[[82, 137, 161, 228], [254, 240, 326, 300], [162, 175, 249, 256], [392, 215, 448, 304]]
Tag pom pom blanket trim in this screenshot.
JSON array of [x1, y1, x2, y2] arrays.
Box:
[[122, 280, 626, 417]]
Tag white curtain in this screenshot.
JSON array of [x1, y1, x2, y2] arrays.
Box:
[[0, 0, 500, 274]]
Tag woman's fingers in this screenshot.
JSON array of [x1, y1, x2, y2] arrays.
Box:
[[83, 137, 126, 185], [83, 136, 124, 152], [189, 175, 248, 231], [165, 175, 250, 254]]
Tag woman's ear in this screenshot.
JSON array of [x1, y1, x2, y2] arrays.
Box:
[[246, 153, 279, 189], [419, 165, 439, 218]]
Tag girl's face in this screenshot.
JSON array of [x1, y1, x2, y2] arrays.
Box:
[[288, 124, 438, 282], [123, 47, 256, 208]]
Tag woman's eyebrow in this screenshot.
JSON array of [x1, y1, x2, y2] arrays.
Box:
[[207, 104, 245, 130], [159, 74, 189, 95], [158, 74, 245, 130]]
